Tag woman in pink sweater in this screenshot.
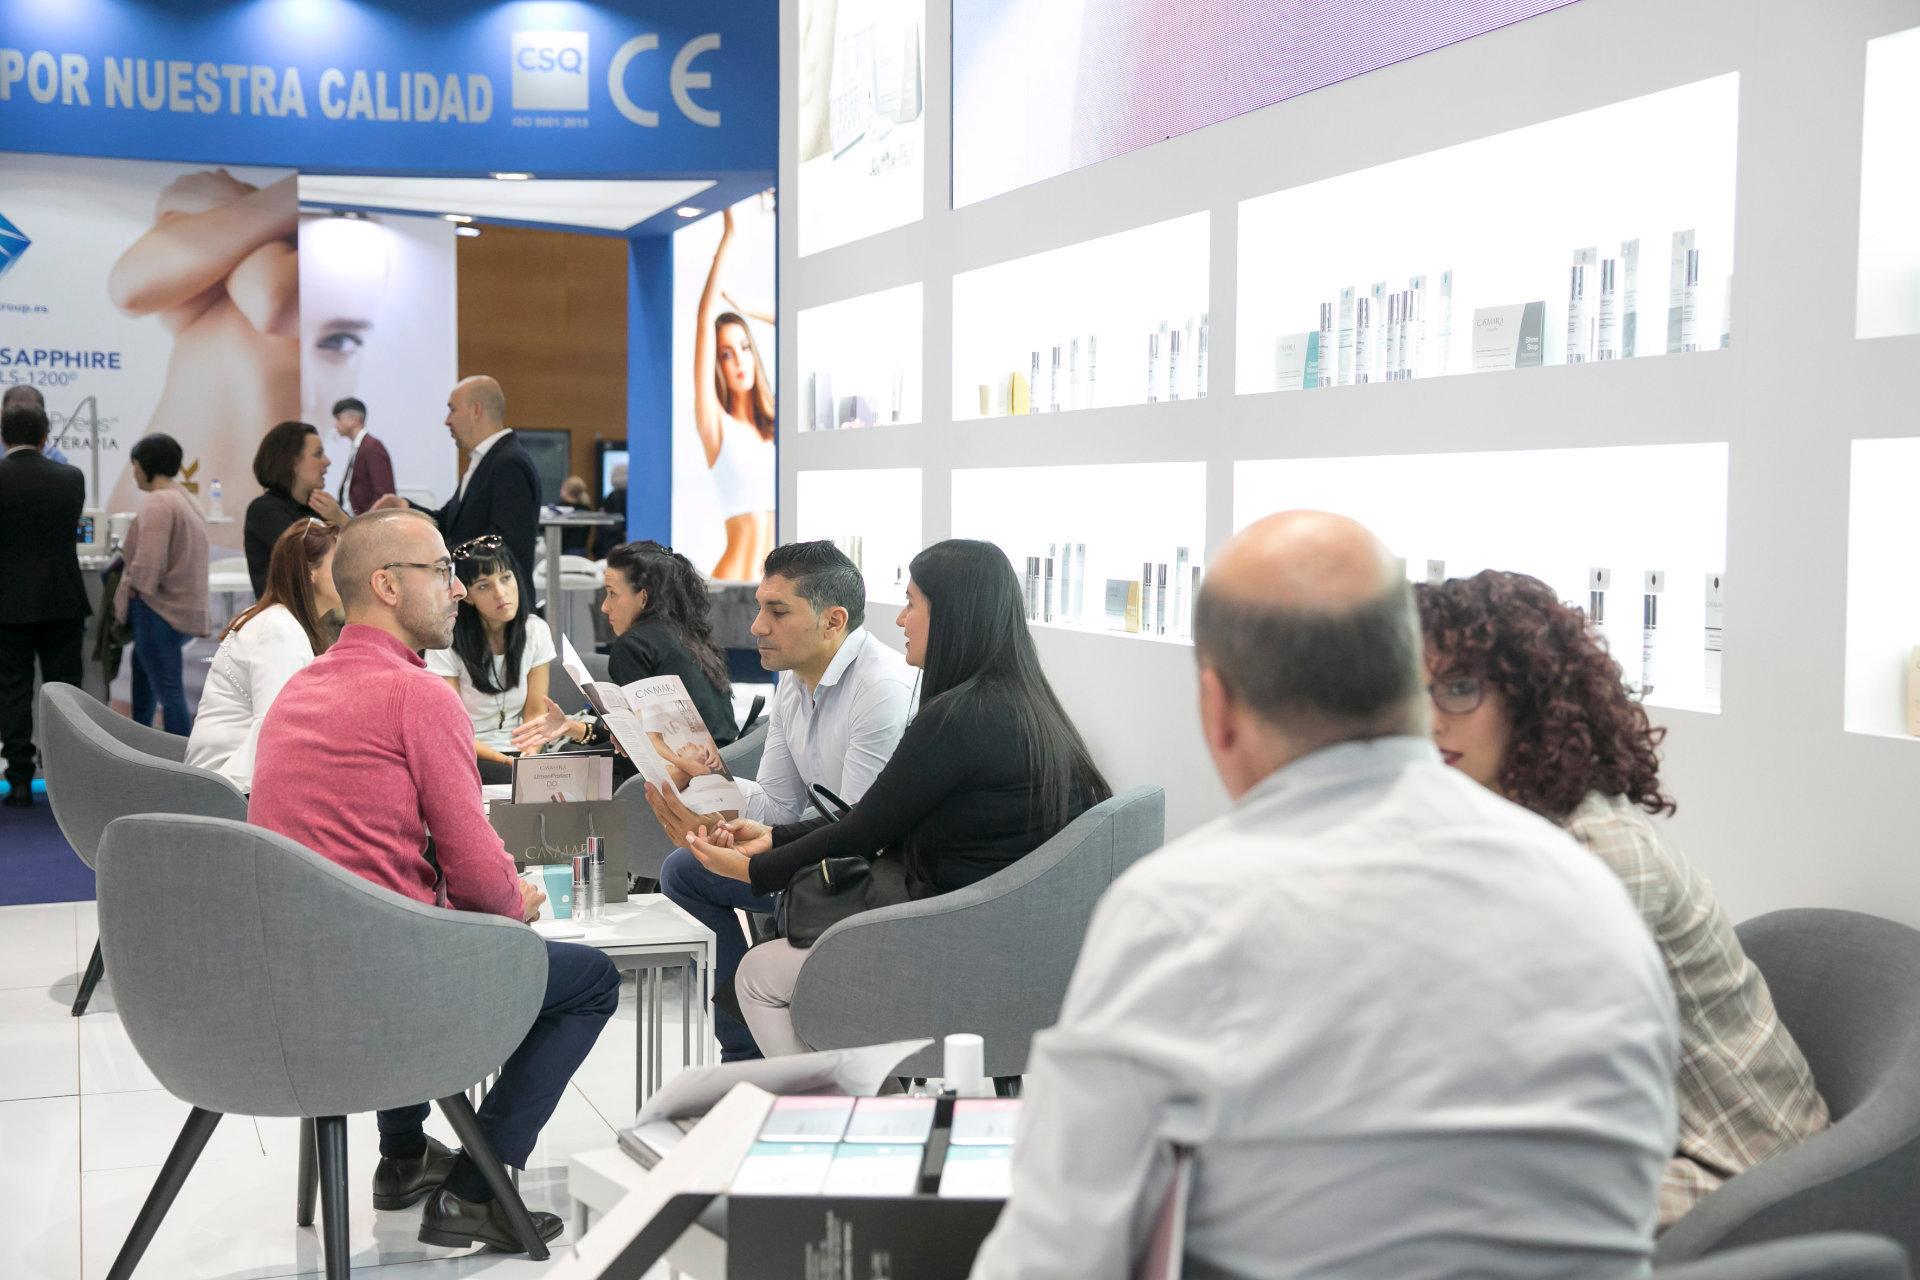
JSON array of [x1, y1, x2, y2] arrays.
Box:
[[114, 433, 210, 734]]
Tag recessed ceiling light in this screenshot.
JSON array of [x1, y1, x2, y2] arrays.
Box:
[[490, 171, 534, 181], [443, 214, 473, 224], [675, 206, 703, 218], [455, 226, 481, 237]]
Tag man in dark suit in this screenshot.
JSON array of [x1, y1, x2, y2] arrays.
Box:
[[0, 401, 90, 807], [332, 396, 395, 515], [376, 375, 538, 585]]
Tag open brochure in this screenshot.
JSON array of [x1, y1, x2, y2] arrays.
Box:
[[562, 636, 744, 821]]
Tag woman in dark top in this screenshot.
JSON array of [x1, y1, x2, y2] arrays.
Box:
[[684, 538, 1111, 1056], [243, 421, 347, 597], [602, 540, 738, 744]]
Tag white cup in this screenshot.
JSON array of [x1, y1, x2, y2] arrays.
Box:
[[944, 1032, 988, 1098]]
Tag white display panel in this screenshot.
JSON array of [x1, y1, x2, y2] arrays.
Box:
[[795, 467, 923, 606], [1857, 26, 1920, 339], [951, 213, 1209, 421], [1843, 438, 1920, 741], [1236, 74, 1739, 393], [797, 0, 926, 256], [951, 461, 1206, 643], [798, 283, 923, 431], [1234, 444, 1728, 713]]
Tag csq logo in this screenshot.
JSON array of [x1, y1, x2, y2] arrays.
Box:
[[511, 31, 589, 111]]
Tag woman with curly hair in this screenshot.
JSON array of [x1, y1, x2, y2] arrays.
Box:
[[1416, 570, 1829, 1229]]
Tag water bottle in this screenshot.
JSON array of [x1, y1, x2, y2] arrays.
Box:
[[208, 478, 223, 520]]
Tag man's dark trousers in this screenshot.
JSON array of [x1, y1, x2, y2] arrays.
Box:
[[0, 617, 84, 790]]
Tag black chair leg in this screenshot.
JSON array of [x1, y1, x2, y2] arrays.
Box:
[[71, 941, 104, 1017], [313, 1115, 351, 1280], [992, 1076, 1022, 1098], [104, 1108, 220, 1280], [434, 1093, 550, 1261], [296, 1119, 318, 1227]]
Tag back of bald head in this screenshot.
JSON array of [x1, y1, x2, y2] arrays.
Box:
[[457, 375, 506, 425], [3, 384, 46, 412], [333, 508, 436, 613], [1194, 511, 1426, 737]]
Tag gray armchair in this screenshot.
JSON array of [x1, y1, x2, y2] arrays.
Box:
[[95, 813, 552, 1279], [38, 682, 248, 1016], [1657, 1234, 1910, 1280], [789, 785, 1166, 1079], [614, 720, 768, 882], [1656, 909, 1920, 1265]]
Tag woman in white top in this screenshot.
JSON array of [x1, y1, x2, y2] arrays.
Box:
[[694, 206, 776, 582], [424, 536, 558, 784], [185, 519, 341, 790]]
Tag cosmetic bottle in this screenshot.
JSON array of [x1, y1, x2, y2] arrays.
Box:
[[1173, 547, 1191, 635], [977, 384, 991, 416], [1381, 287, 1399, 382], [1353, 296, 1372, 385], [1157, 320, 1169, 398], [891, 370, 905, 423], [1049, 345, 1062, 412], [1086, 335, 1099, 406], [1069, 337, 1083, 409], [1029, 351, 1042, 413], [1338, 287, 1356, 386], [1182, 317, 1196, 397], [1907, 647, 1920, 735], [1147, 333, 1161, 402], [1318, 303, 1337, 389], [1058, 538, 1074, 622], [1140, 562, 1155, 638], [1104, 579, 1129, 631], [1396, 289, 1414, 379], [1435, 270, 1453, 375], [1370, 281, 1387, 377], [1620, 239, 1640, 357], [1191, 564, 1202, 627], [1640, 570, 1665, 698], [1566, 250, 1595, 363], [1587, 567, 1611, 627], [1073, 544, 1087, 620], [1024, 557, 1040, 621], [1008, 372, 1030, 416], [1125, 580, 1142, 633], [1168, 327, 1183, 401], [1155, 564, 1168, 635], [1597, 257, 1620, 360], [1043, 547, 1056, 622], [1680, 249, 1701, 353], [1195, 314, 1209, 397], [1667, 230, 1695, 354], [1704, 572, 1724, 707]]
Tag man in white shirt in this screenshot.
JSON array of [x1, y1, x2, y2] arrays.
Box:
[[971, 511, 1679, 1280], [654, 540, 916, 1060]]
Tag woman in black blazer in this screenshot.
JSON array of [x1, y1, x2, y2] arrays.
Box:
[[243, 422, 346, 597], [602, 541, 738, 744]]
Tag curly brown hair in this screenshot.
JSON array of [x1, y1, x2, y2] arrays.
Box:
[[1415, 570, 1674, 822]]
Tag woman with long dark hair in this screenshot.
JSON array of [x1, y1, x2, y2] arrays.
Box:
[[424, 536, 556, 785], [684, 538, 1111, 1056], [187, 519, 340, 790], [1417, 570, 1829, 1227]]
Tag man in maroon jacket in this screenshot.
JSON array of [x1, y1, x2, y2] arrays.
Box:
[[332, 396, 395, 515]]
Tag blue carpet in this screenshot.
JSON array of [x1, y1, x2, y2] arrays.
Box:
[[0, 785, 94, 905]]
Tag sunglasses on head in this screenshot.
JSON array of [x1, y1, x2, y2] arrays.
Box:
[[451, 534, 504, 561]]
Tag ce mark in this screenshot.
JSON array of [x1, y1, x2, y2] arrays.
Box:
[[610, 33, 721, 128]]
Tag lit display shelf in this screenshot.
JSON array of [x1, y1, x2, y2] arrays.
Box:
[[1858, 26, 1920, 339], [950, 213, 1210, 422], [951, 461, 1206, 644], [798, 283, 924, 432], [1844, 438, 1920, 742], [1236, 74, 1739, 393], [1234, 443, 1728, 713], [794, 468, 923, 606], [796, 0, 926, 257]]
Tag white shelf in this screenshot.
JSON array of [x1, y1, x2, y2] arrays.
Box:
[[951, 212, 1211, 421], [1234, 443, 1728, 714], [796, 1, 926, 258], [951, 461, 1206, 643], [1844, 438, 1920, 742], [1857, 26, 1920, 340], [1236, 74, 1739, 391], [794, 467, 923, 606], [798, 282, 924, 431]]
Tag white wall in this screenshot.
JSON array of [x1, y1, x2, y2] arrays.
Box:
[[782, 0, 1920, 928]]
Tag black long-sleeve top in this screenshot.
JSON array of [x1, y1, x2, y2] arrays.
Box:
[[747, 681, 1086, 898], [608, 616, 738, 746], [244, 488, 319, 598]]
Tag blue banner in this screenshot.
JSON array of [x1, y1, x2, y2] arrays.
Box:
[[0, 0, 775, 177]]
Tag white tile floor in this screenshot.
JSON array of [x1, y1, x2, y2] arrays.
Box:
[[0, 900, 695, 1279]]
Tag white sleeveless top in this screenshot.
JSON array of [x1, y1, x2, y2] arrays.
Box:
[[710, 414, 774, 517]]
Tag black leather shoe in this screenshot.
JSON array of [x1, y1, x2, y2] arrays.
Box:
[[371, 1136, 458, 1210], [417, 1187, 564, 1253], [3, 787, 32, 808]]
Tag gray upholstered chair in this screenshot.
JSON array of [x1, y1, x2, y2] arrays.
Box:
[[1656, 1234, 1911, 1280], [95, 814, 552, 1279], [789, 785, 1166, 1079], [614, 720, 768, 882], [37, 682, 248, 1015], [1656, 909, 1920, 1266]]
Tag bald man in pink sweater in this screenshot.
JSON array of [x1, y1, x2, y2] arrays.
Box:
[[251, 509, 618, 1255]]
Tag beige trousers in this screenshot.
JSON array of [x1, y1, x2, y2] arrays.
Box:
[[734, 937, 814, 1057]]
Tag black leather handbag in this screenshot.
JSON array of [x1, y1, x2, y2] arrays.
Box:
[[777, 853, 923, 948]]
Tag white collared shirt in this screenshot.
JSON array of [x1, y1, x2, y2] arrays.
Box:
[[735, 628, 917, 826], [972, 736, 1678, 1280], [458, 428, 511, 501]]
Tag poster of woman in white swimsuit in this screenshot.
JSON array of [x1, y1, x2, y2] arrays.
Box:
[[692, 205, 777, 581]]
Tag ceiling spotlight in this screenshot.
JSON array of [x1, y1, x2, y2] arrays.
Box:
[[675, 206, 703, 218], [456, 226, 481, 238], [443, 214, 473, 224], [490, 171, 534, 181]]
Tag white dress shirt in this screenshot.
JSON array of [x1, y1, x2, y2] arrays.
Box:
[[735, 628, 917, 826], [184, 605, 319, 791], [458, 428, 511, 501], [971, 736, 1679, 1280]]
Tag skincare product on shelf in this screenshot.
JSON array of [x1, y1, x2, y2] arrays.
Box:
[[1025, 557, 1041, 622], [1907, 647, 1920, 735], [1408, 276, 1427, 378], [1126, 581, 1142, 633], [1069, 338, 1083, 409], [1086, 335, 1099, 406], [1196, 314, 1209, 397], [1155, 564, 1168, 635], [1043, 548, 1056, 622], [1435, 271, 1453, 375], [1383, 292, 1400, 381], [1191, 564, 1202, 627], [1105, 579, 1131, 632], [1353, 296, 1373, 384], [1140, 562, 1155, 638], [1369, 282, 1388, 382], [1396, 289, 1414, 379], [1587, 567, 1611, 628], [1050, 345, 1063, 412], [1168, 327, 1183, 400], [810, 372, 835, 431], [1425, 560, 1447, 587], [1680, 248, 1702, 353], [1338, 287, 1356, 386], [1173, 547, 1191, 636], [1667, 230, 1695, 354], [1566, 247, 1596, 363], [1073, 543, 1088, 620], [1640, 570, 1665, 698], [1274, 332, 1313, 392], [890, 370, 905, 422], [1318, 303, 1337, 389], [1471, 302, 1546, 371], [977, 384, 991, 416], [1147, 333, 1161, 402], [1059, 538, 1075, 622], [1029, 352, 1043, 412], [1597, 257, 1620, 360], [1621, 239, 1640, 357], [1704, 572, 1724, 706], [1009, 371, 1030, 416]]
